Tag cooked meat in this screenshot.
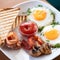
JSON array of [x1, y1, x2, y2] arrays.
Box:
[[42, 43, 51, 54], [29, 41, 52, 57], [29, 42, 41, 57], [5, 32, 21, 49], [5, 39, 21, 49]]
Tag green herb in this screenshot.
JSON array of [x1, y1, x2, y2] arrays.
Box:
[[50, 11, 60, 26], [38, 5, 43, 7], [38, 26, 44, 32], [46, 40, 50, 42], [51, 12, 55, 20], [52, 25, 55, 28], [51, 20, 59, 25], [27, 8, 31, 15], [52, 22, 59, 28], [51, 20, 60, 26], [52, 43, 60, 48], [50, 9, 55, 20]]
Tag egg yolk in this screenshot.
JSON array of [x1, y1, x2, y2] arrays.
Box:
[[44, 29, 59, 40], [33, 10, 46, 21]]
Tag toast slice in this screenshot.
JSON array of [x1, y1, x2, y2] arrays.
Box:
[[0, 8, 20, 40]]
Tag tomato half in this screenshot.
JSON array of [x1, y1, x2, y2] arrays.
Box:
[[21, 40, 32, 50], [28, 37, 35, 48], [34, 36, 44, 45], [28, 36, 44, 45], [21, 36, 44, 50]]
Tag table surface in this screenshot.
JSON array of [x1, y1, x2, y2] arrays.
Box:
[[0, 0, 60, 60]]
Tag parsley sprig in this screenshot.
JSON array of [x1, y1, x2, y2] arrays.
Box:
[[52, 43, 60, 48], [38, 5, 43, 7], [38, 26, 44, 32], [27, 8, 31, 15]]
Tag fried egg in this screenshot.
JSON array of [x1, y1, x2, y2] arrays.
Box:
[[27, 7, 54, 27], [40, 25, 60, 45]]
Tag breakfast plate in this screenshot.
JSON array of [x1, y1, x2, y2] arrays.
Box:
[[0, 0, 60, 60]]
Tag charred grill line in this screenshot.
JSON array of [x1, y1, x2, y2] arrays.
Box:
[[12, 15, 27, 30]]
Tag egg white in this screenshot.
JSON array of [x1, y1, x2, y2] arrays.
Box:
[[27, 7, 54, 27], [40, 25, 60, 45]]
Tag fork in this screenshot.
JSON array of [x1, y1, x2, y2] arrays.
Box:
[[12, 15, 27, 30]]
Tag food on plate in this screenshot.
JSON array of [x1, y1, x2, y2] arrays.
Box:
[[1, 5, 58, 57], [38, 20, 60, 32], [19, 21, 38, 37], [21, 40, 32, 50], [12, 15, 27, 29], [21, 36, 44, 50], [21, 36, 51, 57], [0, 8, 20, 40], [40, 25, 60, 46], [29, 43, 51, 57], [27, 7, 54, 27], [5, 32, 21, 49]]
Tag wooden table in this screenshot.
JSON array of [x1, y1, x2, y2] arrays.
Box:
[[0, 0, 60, 60]]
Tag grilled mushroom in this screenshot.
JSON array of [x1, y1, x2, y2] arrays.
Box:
[[29, 40, 52, 57], [29, 42, 42, 57], [42, 43, 51, 54]]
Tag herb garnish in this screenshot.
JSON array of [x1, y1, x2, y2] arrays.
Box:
[[38, 26, 44, 32], [38, 5, 43, 7], [51, 20, 60, 25], [51, 11, 55, 20], [27, 8, 31, 15], [52, 43, 60, 48], [51, 20, 60, 28], [50, 11, 60, 26], [46, 40, 50, 42]]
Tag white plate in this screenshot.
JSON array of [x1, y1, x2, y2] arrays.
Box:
[[0, 0, 60, 60]]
